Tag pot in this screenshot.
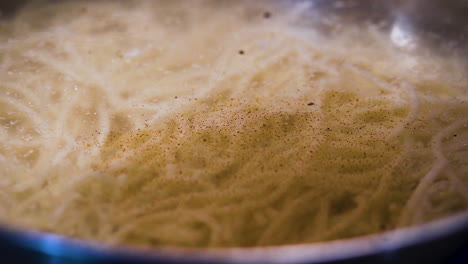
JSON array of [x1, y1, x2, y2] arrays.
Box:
[[0, 1, 467, 263]]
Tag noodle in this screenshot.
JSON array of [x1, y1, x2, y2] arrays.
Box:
[[0, 0, 467, 248]]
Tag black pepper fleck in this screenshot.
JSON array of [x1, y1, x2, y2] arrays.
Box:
[[263, 12, 271, 19], [307, 102, 315, 106], [239, 50, 245, 55]]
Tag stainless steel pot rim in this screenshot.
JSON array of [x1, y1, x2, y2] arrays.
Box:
[[1, 210, 467, 263]]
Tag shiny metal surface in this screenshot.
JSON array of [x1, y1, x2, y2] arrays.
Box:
[[0, 211, 467, 263], [0, 1, 467, 263]]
